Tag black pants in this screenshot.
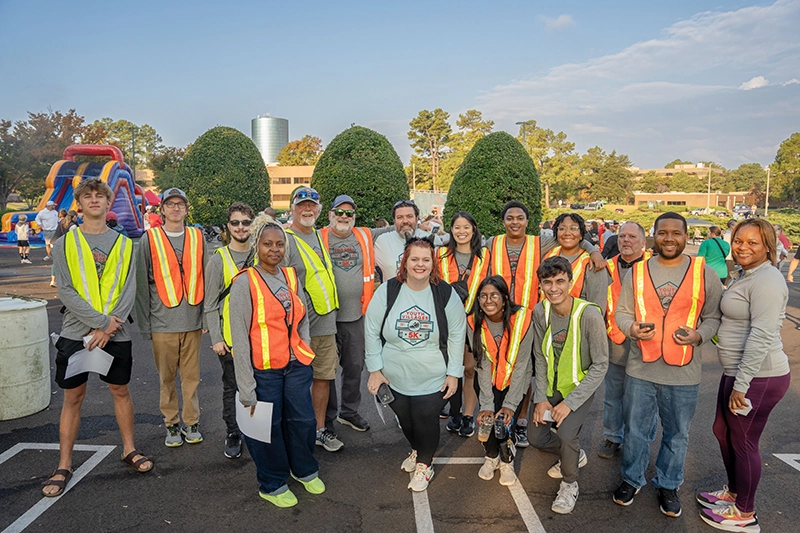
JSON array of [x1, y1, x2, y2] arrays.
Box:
[[218, 354, 239, 434], [389, 388, 447, 466], [481, 386, 524, 462]]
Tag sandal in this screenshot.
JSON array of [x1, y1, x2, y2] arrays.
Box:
[[42, 468, 73, 497], [121, 449, 153, 473]]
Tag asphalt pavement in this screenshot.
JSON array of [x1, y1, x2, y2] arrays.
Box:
[[1, 242, 798, 533]]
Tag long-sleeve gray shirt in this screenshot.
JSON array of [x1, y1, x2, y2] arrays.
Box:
[[203, 247, 252, 346], [718, 261, 790, 393], [53, 229, 136, 341], [229, 267, 312, 406], [532, 301, 608, 411], [616, 256, 723, 386]]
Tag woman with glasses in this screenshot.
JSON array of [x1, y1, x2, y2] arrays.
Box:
[[469, 276, 533, 486], [698, 219, 790, 533], [365, 236, 467, 492]]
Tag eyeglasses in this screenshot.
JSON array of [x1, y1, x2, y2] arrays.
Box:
[[293, 189, 320, 202], [558, 225, 581, 233], [228, 219, 252, 227], [333, 209, 355, 217], [394, 200, 416, 208], [478, 293, 503, 302], [163, 201, 187, 209]]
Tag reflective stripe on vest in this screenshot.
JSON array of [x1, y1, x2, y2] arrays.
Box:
[[216, 246, 239, 347], [64, 229, 132, 314], [147, 226, 205, 307], [542, 298, 598, 397], [319, 227, 375, 315], [606, 251, 651, 344], [491, 235, 540, 309], [543, 246, 591, 298], [632, 256, 706, 366], [286, 229, 339, 315], [245, 266, 315, 370], [438, 246, 490, 313], [468, 307, 533, 391]]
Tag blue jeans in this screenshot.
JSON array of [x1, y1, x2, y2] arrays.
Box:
[[243, 360, 318, 495], [602, 363, 626, 443], [621, 374, 699, 490]]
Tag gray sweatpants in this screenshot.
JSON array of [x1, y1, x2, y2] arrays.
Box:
[[326, 317, 366, 428]]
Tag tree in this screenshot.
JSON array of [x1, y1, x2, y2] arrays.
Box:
[[312, 126, 409, 227], [444, 132, 540, 238], [438, 110, 494, 190], [89, 118, 163, 168], [517, 120, 579, 208], [727, 163, 767, 195], [636, 171, 672, 193], [577, 147, 634, 202], [773, 133, 800, 206], [276, 135, 323, 166], [175, 127, 271, 225], [408, 109, 451, 191], [665, 158, 693, 169], [15, 177, 46, 209], [150, 145, 187, 192], [671, 171, 706, 193]]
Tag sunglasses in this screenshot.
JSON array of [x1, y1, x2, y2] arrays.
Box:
[[228, 219, 252, 227], [394, 200, 416, 208], [294, 189, 320, 201], [332, 209, 355, 217]]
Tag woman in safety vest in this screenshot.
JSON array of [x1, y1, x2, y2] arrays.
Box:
[[229, 216, 325, 508], [469, 275, 533, 487]]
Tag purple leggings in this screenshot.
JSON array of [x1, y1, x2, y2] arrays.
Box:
[[712, 373, 790, 513]]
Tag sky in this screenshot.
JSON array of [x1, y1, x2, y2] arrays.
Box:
[[1, 0, 798, 170]]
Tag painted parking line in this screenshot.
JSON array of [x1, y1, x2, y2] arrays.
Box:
[[0, 443, 117, 533], [773, 453, 800, 473], [411, 457, 546, 533]]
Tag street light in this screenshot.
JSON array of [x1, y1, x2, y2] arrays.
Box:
[[764, 165, 771, 217]]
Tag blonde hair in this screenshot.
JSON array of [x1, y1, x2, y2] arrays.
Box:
[[249, 213, 285, 249], [18, 214, 27, 222], [732, 218, 778, 266], [74, 178, 113, 202]]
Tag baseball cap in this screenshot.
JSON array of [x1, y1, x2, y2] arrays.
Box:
[[292, 187, 320, 206], [161, 188, 188, 203], [105, 211, 118, 222], [46, 200, 56, 207], [331, 194, 356, 210]]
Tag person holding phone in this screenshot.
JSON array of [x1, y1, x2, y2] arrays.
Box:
[[229, 215, 325, 508], [697, 219, 790, 533], [364, 237, 466, 492]]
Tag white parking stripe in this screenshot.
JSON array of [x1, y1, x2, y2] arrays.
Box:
[[773, 453, 800, 473], [508, 480, 547, 533], [413, 490, 435, 533]]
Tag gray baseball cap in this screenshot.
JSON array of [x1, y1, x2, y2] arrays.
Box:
[[161, 188, 188, 203]]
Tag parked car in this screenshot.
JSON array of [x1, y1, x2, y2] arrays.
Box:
[[714, 210, 731, 218], [690, 207, 709, 216], [569, 203, 585, 210]]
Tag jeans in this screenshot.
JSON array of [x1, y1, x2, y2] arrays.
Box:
[[243, 359, 318, 495], [621, 374, 699, 490], [602, 362, 626, 443], [218, 354, 239, 434]]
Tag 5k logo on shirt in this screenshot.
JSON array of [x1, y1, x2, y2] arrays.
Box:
[[396, 306, 434, 346], [330, 243, 359, 271]]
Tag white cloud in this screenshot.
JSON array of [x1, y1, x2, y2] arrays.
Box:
[[539, 14, 574, 32], [783, 78, 800, 86], [739, 76, 769, 90]]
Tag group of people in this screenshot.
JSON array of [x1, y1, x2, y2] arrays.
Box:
[[41, 181, 789, 532]]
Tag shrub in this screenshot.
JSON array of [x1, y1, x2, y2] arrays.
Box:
[[176, 127, 271, 225], [444, 132, 541, 237], [312, 126, 409, 227]]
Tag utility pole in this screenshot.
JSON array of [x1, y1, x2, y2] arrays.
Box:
[[706, 169, 711, 213], [764, 165, 771, 217]]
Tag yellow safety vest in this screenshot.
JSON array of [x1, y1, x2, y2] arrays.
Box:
[[542, 298, 599, 398], [64, 229, 133, 315], [216, 246, 254, 347], [286, 229, 339, 315]]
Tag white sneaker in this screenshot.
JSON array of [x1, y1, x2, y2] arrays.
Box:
[[43, 256, 51, 261], [552, 481, 579, 514], [498, 461, 517, 486], [478, 456, 500, 480], [23, 259, 32, 264], [401, 450, 418, 473], [547, 449, 588, 479], [408, 463, 434, 492]]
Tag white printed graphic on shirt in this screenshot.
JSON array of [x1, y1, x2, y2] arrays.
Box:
[[395, 306, 434, 346]]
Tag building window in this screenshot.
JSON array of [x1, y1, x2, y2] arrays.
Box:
[[272, 177, 292, 184], [293, 177, 310, 184], [273, 194, 292, 202], [666, 201, 686, 206]]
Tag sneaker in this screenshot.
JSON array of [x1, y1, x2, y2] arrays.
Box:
[[315, 428, 344, 452], [292, 474, 326, 495], [658, 487, 682, 517], [552, 481, 579, 514], [547, 449, 587, 479], [259, 488, 298, 508], [613, 481, 640, 506], [43, 256, 51, 261], [459, 415, 476, 438], [697, 485, 737, 509], [597, 439, 621, 459], [498, 461, 517, 486], [337, 413, 370, 432], [224, 432, 242, 459], [514, 423, 529, 448], [23, 259, 32, 264], [478, 456, 500, 480], [700, 505, 760, 532], [182, 424, 203, 444], [408, 463, 434, 492], [401, 450, 418, 473], [446, 414, 462, 433], [164, 424, 183, 447]]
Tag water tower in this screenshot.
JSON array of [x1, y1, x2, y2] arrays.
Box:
[[251, 115, 289, 165]]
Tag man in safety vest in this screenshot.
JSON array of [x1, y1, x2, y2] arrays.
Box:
[[612, 212, 722, 518], [203, 202, 255, 459], [283, 187, 343, 452], [135, 187, 207, 448], [530, 256, 608, 515], [598, 221, 650, 460], [43, 178, 152, 497], [373, 199, 443, 282]]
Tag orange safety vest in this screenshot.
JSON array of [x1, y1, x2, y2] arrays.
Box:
[[491, 235, 540, 310], [318, 227, 375, 315], [543, 246, 591, 298], [437, 246, 490, 313], [147, 226, 205, 308], [606, 251, 651, 344], [243, 266, 315, 370], [468, 308, 533, 391], [631, 256, 706, 366]]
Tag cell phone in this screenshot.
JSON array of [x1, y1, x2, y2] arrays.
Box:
[[376, 383, 394, 405], [675, 327, 689, 338], [639, 322, 655, 332]]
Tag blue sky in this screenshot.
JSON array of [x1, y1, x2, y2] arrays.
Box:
[[1, 0, 797, 169]]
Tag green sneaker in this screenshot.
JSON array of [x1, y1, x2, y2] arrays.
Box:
[[259, 489, 298, 508], [292, 474, 326, 495]]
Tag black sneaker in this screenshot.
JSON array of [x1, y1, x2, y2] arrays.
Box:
[[459, 415, 476, 438], [224, 432, 242, 459], [613, 481, 641, 506], [446, 414, 462, 433], [658, 488, 682, 517], [514, 424, 529, 448], [597, 439, 621, 459], [337, 413, 370, 432]]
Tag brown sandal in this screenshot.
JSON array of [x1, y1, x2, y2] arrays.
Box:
[[121, 450, 153, 473], [42, 468, 73, 497]]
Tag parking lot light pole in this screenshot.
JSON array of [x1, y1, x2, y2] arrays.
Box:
[[764, 165, 771, 217]]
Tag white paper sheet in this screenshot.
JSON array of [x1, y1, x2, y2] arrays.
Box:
[[64, 347, 114, 379], [235, 392, 273, 443]]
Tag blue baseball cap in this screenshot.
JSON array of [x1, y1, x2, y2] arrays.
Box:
[[331, 194, 356, 210]]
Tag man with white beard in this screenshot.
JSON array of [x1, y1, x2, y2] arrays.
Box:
[[374, 200, 442, 282]]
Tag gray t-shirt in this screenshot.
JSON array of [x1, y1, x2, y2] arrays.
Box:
[[374, 228, 442, 281], [53, 229, 136, 341], [327, 230, 369, 323], [203, 247, 252, 346], [283, 228, 337, 337]]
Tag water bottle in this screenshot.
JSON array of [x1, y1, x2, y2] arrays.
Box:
[[477, 414, 493, 442]]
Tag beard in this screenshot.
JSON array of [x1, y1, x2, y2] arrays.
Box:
[[399, 227, 415, 239], [298, 215, 317, 228], [231, 232, 250, 244]]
